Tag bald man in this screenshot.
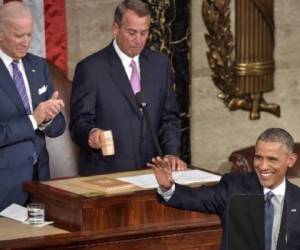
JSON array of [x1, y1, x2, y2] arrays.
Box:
[[0, 2, 65, 210]]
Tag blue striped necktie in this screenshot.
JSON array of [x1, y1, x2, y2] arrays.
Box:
[[12, 60, 31, 114], [12, 60, 38, 166], [265, 191, 275, 250]]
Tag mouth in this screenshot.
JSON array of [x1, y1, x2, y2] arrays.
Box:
[[257, 171, 274, 181]]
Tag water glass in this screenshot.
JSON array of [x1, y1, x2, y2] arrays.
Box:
[[27, 203, 45, 225]]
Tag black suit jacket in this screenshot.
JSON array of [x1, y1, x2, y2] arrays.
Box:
[[0, 53, 65, 210], [70, 43, 180, 174], [160, 172, 300, 250]]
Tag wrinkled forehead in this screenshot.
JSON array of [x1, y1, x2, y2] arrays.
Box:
[[255, 140, 290, 154]]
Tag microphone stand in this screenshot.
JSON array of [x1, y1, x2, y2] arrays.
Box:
[[135, 92, 163, 157]]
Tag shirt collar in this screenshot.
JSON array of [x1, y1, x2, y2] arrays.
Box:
[[113, 39, 139, 66], [0, 49, 24, 67], [0, 49, 15, 68], [263, 178, 286, 203]]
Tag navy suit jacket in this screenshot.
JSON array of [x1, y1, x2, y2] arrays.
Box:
[[160, 172, 300, 250], [70, 43, 180, 174], [0, 53, 65, 210]]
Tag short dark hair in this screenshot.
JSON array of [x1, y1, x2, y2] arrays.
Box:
[[114, 0, 150, 25], [256, 128, 295, 153]]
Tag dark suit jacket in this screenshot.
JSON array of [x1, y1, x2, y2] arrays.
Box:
[[160, 172, 300, 250], [70, 43, 180, 174], [0, 53, 65, 210]]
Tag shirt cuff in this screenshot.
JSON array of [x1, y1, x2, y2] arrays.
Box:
[[157, 184, 175, 201], [29, 115, 38, 130], [38, 119, 53, 131]]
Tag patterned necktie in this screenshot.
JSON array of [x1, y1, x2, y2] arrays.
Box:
[[12, 60, 38, 168], [12, 60, 31, 114], [130, 59, 141, 94], [265, 191, 275, 250]]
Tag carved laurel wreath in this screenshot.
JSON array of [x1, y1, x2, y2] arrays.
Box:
[[202, 0, 247, 107]]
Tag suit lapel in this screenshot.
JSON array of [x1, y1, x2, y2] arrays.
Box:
[[22, 55, 40, 109], [0, 58, 26, 113], [139, 50, 154, 112], [285, 181, 299, 245], [108, 45, 141, 118]]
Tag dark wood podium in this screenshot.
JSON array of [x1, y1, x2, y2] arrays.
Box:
[[1, 169, 222, 250]]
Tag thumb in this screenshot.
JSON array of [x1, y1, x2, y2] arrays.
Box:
[[51, 91, 59, 100]]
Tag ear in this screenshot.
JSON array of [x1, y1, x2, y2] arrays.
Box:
[[112, 22, 119, 38], [287, 153, 298, 168]]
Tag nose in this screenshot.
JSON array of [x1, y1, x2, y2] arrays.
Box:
[[258, 159, 269, 171], [22, 35, 31, 47], [134, 33, 142, 45]]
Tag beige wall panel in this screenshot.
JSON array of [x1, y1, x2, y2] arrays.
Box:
[[66, 0, 119, 79], [191, 0, 300, 173]]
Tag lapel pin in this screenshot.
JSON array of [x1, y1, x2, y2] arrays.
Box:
[[291, 208, 297, 212], [32, 69, 36, 72]]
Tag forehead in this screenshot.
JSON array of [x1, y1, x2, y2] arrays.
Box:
[[4, 16, 33, 30], [121, 9, 150, 27], [255, 140, 288, 155]]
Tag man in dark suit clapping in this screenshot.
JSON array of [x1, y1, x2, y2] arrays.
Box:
[[0, 2, 65, 210]]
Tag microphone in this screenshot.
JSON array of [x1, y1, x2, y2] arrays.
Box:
[[135, 91, 163, 157]]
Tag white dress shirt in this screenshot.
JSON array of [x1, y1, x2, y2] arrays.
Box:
[[264, 179, 286, 250], [113, 39, 140, 81]]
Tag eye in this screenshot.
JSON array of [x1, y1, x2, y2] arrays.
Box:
[[269, 157, 278, 163], [141, 31, 149, 36], [254, 155, 262, 161], [128, 30, 136, 36]]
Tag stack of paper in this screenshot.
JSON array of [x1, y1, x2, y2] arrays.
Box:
[[117, 169, 221, 189]]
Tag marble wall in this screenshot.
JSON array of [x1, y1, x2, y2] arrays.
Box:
[[64, 0, 300, 174]]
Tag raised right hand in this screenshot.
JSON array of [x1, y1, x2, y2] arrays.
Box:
[[147, 156, 174, 191]]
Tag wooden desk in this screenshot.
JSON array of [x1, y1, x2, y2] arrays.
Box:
[[7, 169, 222, 250], [23, 169, 221, 232], [0, 218, 68, 241], [0, 219, 221, 250]]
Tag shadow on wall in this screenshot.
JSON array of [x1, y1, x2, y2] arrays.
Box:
[[46, 62, 79, 178]]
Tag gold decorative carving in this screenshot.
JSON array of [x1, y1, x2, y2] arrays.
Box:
[[202, 0, 280, 119], [145, 0, 171, 56]]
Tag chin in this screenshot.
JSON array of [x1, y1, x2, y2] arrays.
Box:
[[258, 178, 272, 189]]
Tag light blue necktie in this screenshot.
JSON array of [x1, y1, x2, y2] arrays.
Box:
[[265, 191, 274, 250]]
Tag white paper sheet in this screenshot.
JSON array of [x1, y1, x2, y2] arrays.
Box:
[[0, 203, 27, 222], [117, 169, 221, 189]]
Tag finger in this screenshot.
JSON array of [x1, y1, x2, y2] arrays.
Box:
[[147, 162, 156, 168], [51, 99, 64, 110], [156, 156, 162, 162], [51, 91, 59, 100], [151, 157, 160, 165], [170, 159, 176, 171]]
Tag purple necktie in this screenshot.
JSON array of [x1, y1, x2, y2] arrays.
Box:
[[12, 60, 31, 114], [12, 61, 38, 166], [130, 59, 141, 94]]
